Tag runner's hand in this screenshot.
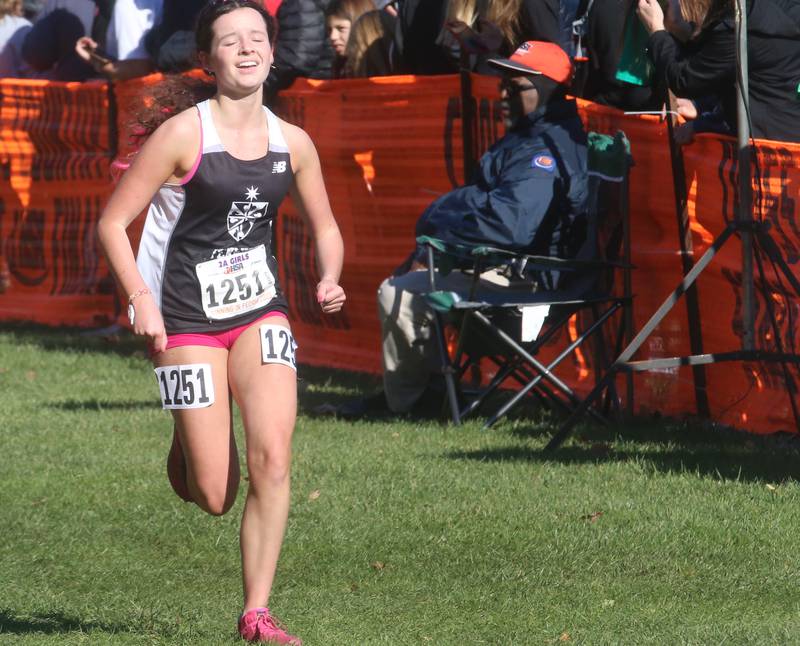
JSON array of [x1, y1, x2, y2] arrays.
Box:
[[316, 279, 346, 314], [133, 295, 168, 352]]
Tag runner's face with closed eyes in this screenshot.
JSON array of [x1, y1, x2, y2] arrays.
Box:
[[203, 7, 273, 94]]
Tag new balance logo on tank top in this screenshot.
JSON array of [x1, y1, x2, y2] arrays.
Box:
[[136, 101, 293, 334]]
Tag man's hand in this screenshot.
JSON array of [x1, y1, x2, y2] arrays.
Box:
[[637, 0, 666, 35], [316, 279, 346, 314]]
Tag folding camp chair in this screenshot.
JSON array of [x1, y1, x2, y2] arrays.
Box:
[[420, 131, 634, 428]]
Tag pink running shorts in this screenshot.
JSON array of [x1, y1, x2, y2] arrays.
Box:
[[153, 310, 288, 354]]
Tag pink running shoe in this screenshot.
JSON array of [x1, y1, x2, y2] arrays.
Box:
[[238, 608, 302, 645]]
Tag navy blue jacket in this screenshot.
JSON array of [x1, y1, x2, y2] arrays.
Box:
[[415, 98, 589, 259]]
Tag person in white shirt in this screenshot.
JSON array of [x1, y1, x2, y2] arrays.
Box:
[[0, 0, 31, 77], [105, 0, 162, 60]]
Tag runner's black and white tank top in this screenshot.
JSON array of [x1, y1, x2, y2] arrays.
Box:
[[136, 100, 293, 334]]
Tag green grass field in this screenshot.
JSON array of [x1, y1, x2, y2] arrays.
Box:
[[1, 323, 799, 645]]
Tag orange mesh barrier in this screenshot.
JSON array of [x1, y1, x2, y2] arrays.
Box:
[[0, 78, 117, 325], [1, 73, 798, 434]]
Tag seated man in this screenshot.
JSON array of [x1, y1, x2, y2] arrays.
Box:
[[377, 40, 589, 415]]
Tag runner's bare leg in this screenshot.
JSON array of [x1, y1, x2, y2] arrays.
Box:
[[228, 317, 297, 610], [153, 345, 240, 515]]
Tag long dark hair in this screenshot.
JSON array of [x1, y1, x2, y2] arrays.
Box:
[[195, 0, 277, 54], [680, 0, 732, 29]]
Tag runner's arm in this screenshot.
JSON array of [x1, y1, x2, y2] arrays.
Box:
[[287, 126, 346, 313], [97, 112, 199, 348]]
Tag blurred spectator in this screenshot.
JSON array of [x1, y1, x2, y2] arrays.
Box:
[[38, 0, 93, 32], [638, 0, 800, 143], [342, 8, 396, 77], [0, 0, 30, 77], [399, 0, 568, 75], [325, 0, 376, 77], [571, 0, 660, 112], [264, 0, 335, 104], [75, 0, 163, 81], [394, 0, 450, 74], [21, 0, 42, 19], [20, 0, 102, 80], [144, 0, 205, 72]]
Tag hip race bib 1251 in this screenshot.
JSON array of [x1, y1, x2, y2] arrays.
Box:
[[195, 245, 276, 320], [154, 363, 215, 410]]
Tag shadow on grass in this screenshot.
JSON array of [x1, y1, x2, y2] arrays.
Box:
[[46, 398, 161, 411], [0, 322, 145, 358], [297, 364, 382, 413], [0, 608, 128, 635], [446, 417, 800, 483]]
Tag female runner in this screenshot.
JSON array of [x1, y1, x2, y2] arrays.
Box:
[[97, 1, 345, 643]]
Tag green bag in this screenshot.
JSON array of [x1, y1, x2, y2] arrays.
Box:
[[615, 10, 655, 87]]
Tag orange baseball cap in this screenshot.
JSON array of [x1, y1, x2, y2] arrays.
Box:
[[488, 41, 573, 85]]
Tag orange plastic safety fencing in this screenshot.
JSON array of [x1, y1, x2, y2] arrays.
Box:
[[0, 78, 117, 326], [574, 102, 800, 432], [272, 75, 498, 373], [1, 72, 799, 434], [274, 76, 800, 434]]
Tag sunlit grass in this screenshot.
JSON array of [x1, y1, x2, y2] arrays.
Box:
[[1, 324, 799, 645]]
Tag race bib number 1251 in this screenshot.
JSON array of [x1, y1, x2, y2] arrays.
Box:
[[154, 363, 215, 410], [195, 245, 276, 320]]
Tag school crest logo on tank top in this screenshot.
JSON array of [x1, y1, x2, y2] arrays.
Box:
[[227, 186, 269, 242]]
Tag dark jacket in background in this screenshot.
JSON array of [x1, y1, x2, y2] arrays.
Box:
[[395, 0, 451, 74], [264, 0, 334, 103], [520, 0, 562, 44], [22, 0, 113, 80], [648, 0, 800, 143], [145, 0, 205, 72], [22, 8, 90, 80], [91, 0, 113, 43], [415, 98, 589, 259]]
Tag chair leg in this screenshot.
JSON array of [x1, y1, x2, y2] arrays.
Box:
[[479, 304, 620, 429], [459, 357, 519, 419], [431, 310, 461, 424]]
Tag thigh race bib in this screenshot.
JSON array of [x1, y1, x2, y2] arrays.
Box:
[[195, 245, 276, 320], [154, 363, 215, 409], [259, 324, 298, 371]]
